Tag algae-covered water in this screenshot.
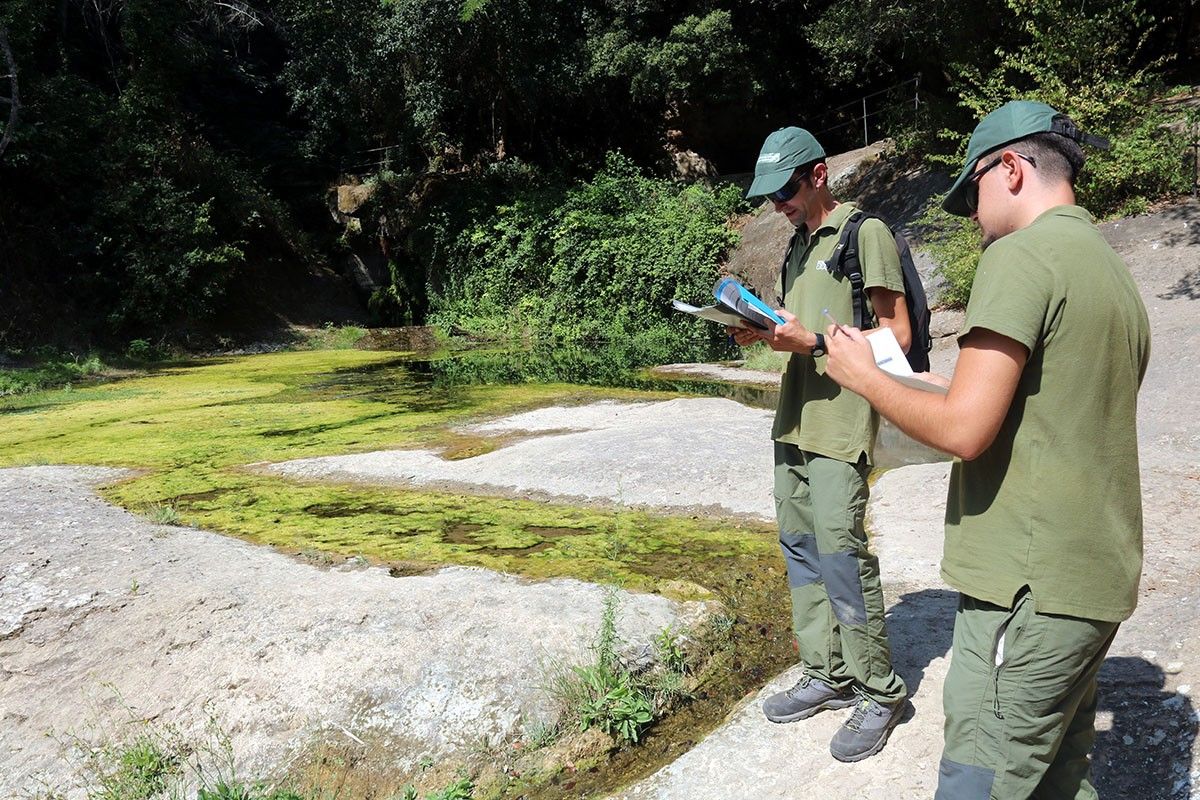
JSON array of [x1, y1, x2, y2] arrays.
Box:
[[0, 341, 932, 796]]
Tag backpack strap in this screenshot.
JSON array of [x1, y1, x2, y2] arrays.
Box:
[[830, 210, 872, 329], [778, 227, 803, 303]]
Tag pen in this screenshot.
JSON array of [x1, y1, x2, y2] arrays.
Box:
[[822, 308, 851, 337]]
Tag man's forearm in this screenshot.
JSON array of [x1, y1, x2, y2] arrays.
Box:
[[853, 371, 963, 456]]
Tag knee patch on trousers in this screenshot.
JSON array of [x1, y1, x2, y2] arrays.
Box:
[[779, 532, 821, 587], [935, 758, 995, 799], [822, 551, 867, 626]]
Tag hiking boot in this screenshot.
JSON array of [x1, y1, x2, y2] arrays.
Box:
[[762, 675, 857, 723], [829, 696, 909, 762]]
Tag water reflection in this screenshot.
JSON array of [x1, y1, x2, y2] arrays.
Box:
[[319, 340, 947, 467]]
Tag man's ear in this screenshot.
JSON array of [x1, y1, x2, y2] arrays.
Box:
[[1002, 150, 1026, 191], [811, 162, 829, 188]]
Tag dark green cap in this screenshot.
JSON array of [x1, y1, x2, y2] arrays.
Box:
[[942, 100, 1110, 216], [746, 127, 826, 198]]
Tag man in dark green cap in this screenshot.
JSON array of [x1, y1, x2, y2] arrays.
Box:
[[823, 100, 1150, 798], [732, 126, 913, 762]]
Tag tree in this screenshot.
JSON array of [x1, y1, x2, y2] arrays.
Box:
[[0, 25, 18, 161]]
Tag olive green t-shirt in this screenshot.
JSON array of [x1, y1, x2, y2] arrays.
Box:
[[772, 202, 905, 464], [942, 205, 1151, 623]]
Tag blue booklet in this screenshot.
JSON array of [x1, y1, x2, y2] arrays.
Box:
[[672, 277, 785, 330]]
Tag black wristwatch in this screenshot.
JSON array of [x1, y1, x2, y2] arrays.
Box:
[[810, 333, 826, 358]]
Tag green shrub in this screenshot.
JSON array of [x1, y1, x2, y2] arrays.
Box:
[[94, 736, 181, 800], [0, 353, 108, 396], [426, 154, 745, 364], [912, 0, 1191, 301], [917, 203, 983, 308], [946, 0, 1189, 219], [147, 503, 181, 526]]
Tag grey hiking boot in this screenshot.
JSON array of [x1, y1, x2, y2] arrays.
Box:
[[762, 674, 857, 723], [829, 696, 909, 762]]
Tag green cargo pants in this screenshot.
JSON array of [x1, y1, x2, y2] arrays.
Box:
[[936, 589, 1120, 799], [773, 442, 907, 706]]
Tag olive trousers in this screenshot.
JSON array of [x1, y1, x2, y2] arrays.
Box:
[[773, 442, 907, 706], [936, 589, 1119, 799]]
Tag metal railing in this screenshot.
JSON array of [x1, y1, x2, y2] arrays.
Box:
[[809, 76, 922, 148], [341, 143, 406, 174]]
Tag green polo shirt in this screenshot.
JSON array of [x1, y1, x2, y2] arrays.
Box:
[[942, 205, 1151, 623], [772, 202, 905, 463]]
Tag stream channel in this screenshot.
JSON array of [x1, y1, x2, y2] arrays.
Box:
[[286, 339, 947, 797]]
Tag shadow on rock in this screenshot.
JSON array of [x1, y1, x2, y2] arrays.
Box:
[[884, 588, 957, 697], [1093, 656, 1198, 799]]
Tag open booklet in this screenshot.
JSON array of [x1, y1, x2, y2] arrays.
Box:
[[866, 327, 948, 394], [672, 277, 786, 330]]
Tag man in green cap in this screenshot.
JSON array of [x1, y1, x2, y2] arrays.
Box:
[[731, 126, 913, 762], [823, 99, 1150, 797]]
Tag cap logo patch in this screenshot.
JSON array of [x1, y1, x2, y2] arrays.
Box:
[[757, 153, 783, 164]]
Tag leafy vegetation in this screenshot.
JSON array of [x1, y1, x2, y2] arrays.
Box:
[[0, 352, 108, 396], [2, 0, 1191, 344], [545, 588, 694, 745], [425, 153, 744, 361], [50, 712, 302, 800]]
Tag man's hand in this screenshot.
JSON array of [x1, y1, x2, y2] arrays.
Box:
[[759, 309, 817, 353], [727, 324, 762, 347], [823, 324, 880, 394]]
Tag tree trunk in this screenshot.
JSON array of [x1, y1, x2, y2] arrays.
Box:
[[0, 26, 18, 162]]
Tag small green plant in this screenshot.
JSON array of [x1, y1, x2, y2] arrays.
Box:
[[545, 586, 658, 745], [522, 718, 559, 750], [129, 579, 140, 595], [425, 776, 474, 800], [574, 663, 655, 743], [652, 626, 687, 675], [197, 783, 304, 800], [94, 735, 181, 800], [125, 339, 160, 363], [147, 503, 181, 526]]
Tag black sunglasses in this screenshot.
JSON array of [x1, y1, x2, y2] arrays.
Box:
[[765, 172, 811, 203], [965, 152, 1037, 212]]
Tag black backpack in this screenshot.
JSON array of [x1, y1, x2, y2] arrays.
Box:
[[782, 210, 933, 373]]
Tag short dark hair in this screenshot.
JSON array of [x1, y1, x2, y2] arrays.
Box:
[[983, 132, 1086, 187], [1018, 132, 1086, 185]]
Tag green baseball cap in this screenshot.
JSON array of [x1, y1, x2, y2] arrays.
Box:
[[746, 127, 826, 198], [942, 100, 1110, 216]]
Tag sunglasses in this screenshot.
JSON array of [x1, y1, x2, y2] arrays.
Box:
[[765, 172, 812, 203], [965, 152, 1037, 212]]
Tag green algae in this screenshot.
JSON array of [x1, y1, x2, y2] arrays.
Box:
[[0, 348, 782, 599], [0, 346, 798, 798]]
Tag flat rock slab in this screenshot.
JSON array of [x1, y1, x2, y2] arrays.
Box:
[[270, 398, 779, 519], [0, 467, 702, 796]]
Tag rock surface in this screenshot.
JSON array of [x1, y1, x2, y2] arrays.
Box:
[[0, 467, 703, 796], [270, 398, 779, 519], [3, 200, 1199, 799]]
